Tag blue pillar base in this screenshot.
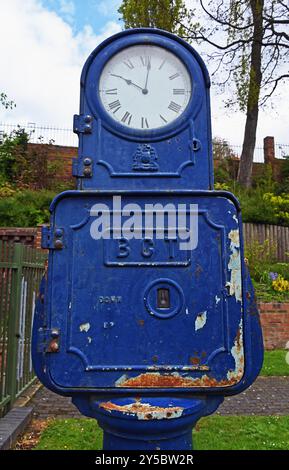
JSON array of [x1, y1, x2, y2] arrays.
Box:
[[73, 395, 223, 451]]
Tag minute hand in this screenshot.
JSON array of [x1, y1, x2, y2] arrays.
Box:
[[110, 74, 143, 91]]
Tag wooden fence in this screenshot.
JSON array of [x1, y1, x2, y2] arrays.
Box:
[[243, 223, 289, 262], [0, 242, 47, 416]]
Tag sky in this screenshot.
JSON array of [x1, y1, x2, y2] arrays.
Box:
[[0, 0, 288, 148]]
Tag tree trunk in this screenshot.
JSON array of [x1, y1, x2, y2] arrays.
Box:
[[237, 0, 264, 188]]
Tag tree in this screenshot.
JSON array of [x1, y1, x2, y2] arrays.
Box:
[[179, 0, 289, 187], [118, 0, 188, 35], [0, 93, 15, 110]]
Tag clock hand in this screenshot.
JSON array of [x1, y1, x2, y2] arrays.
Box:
[[110, 73, 143, 91], [143, 58, 151, 93]]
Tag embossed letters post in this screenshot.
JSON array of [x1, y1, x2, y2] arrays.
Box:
[[32, 29, 263, 450]]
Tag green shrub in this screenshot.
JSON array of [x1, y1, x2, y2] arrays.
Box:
[[0, 189, 55, 227], [245, 239, 277, 282]]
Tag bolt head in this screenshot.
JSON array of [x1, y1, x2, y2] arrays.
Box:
[[49, 340, 59, 352], [55, 228, 63, 238], [54, 239, 63, 250], [83, 158, 92, 166]]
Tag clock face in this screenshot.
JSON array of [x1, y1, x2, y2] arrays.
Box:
[[98, 44, 192, 131]]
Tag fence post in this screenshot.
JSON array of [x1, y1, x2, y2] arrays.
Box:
[[6, 243, 23, 409]]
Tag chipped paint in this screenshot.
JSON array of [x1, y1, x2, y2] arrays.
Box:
[[79, 323, 90, 333], [87, 336, 92, 344], [115, 371, 241, 388], [215, 295, 221, 305], [104, 322, 115, 329], [99, 401, 184, 420], [233, 214, 238, 223], [185, 307, 189, 315], [228, 229, 242, 302], [227, 320, 244, 382], [195, 311, 207, 331]]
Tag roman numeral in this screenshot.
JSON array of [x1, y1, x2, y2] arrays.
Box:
[[173, 89, 185, 95], [160, 114, 168, 123], [109, 99, 121, 113], [121, 111, 132, 125], [141, 117, 149, 128], [169, 73, 180, 80], [105, 88, 118, 95], [140, 56, 151, 67], [168, 101, 181, 113], [123, 59, 134, 69]]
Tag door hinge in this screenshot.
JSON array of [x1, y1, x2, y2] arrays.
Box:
[[37, 328, 60, 353], [73, 114, 93, 134], [41, 226, 64, 250], [72, 157, 93, 178]]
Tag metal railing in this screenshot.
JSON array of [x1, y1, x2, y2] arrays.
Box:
[[0, 122, 288, 163], [0, 241, 47, 416], [0, 122, 78, 147]]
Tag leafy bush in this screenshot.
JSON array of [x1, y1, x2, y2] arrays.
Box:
[[263, 192, 289, 225], [245, 239, 277, 282], [0, 189, 55, 227]]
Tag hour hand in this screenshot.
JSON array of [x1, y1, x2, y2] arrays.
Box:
[[110, 73, 143, 91]]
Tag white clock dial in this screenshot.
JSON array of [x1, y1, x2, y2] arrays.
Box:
[[99, 45, 192, 131]]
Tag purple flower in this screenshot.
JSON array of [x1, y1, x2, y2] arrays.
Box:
[[269, 272, 278, 281]]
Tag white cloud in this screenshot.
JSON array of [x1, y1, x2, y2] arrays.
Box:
[[96, 0, 122, 17], [59, 0, 75, 24], [0, 0, 121, 128], [0, 0, 287, 148]]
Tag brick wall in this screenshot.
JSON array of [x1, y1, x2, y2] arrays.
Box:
[[0, 225, 288, 351], [258, 302, 289, 350], [0, 226, 43, 249]]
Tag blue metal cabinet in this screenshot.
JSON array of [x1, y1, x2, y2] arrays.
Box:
[[32, 28, 263, 450]]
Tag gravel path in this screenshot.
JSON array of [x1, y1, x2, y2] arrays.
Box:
[[28, 376, 289, 419]]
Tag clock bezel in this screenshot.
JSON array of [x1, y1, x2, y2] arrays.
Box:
[[84, 32, 205, 142]]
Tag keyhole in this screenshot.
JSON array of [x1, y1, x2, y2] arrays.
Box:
[[157, 288, 170, 309]]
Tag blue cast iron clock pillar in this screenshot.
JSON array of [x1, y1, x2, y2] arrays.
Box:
[[32, 28, 263, 450]]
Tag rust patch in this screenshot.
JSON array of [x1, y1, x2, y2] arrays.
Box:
[[116, 371, 240, 388], [138, 319, 145, 327], [99, 401, 184, 420], [189, 357, 200, 365], [194, 264, 203, 278]]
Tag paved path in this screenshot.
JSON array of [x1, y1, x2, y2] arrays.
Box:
[[28, 377, 289, 419]]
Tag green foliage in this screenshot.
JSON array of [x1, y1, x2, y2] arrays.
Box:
[[277, 156, 289, 194], [245, 238, 289, 301], [269, 263, 289, 281], [0, 189, 55, 227], [0, 127, 29, 183], [253, 280, 289, 302], [118, 0, 188, 35], [0, 92, 16, 110], [245, 239, 277, 282], [0, 127, 71, 191], [263, 193, 289, 225]]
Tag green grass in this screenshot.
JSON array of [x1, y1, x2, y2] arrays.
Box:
[[194, 416, 289, 450], [35, 416, 289, 450], [35, 418, 103, 450], [254, 282, 289, 302], [261, 350, 289, 376]]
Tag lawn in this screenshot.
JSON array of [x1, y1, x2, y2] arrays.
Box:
[[261, 350, 289, 376], [35, 416, 289, 450], [31, 350, 288, 450]]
